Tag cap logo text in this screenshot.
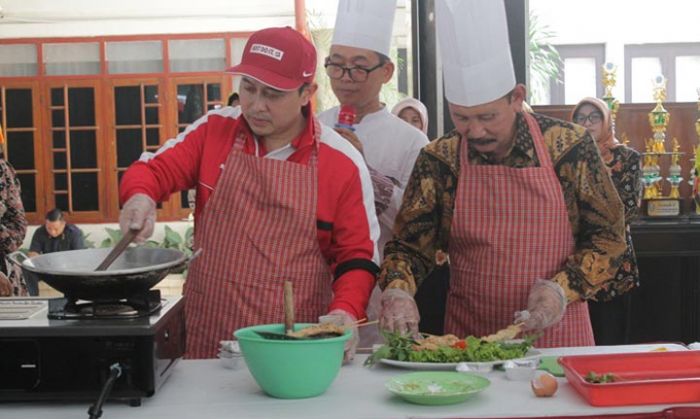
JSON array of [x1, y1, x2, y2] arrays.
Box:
[[250, 44, 284, 61]]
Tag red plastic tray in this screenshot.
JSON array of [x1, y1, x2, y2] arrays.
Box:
[[558, 350, 700, 406]]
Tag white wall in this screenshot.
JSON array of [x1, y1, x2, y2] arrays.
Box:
[[0, 0, 295, 38]]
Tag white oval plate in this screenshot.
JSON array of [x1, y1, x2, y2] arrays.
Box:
[[379, 349, 541, 371]]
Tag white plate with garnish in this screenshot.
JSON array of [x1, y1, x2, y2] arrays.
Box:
[[379, 349, 541, 371]]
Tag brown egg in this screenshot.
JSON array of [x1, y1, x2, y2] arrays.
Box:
[[531, 371, 558, 397]]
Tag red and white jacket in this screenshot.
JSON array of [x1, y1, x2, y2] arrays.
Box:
[[120, 106, 381, 319]]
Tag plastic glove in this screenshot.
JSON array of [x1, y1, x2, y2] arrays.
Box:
[[0, 272, 12, 297], [514, 279, 567, 331], [379, 288, 420, 337], [323, 309, 358, 363], [119, 193, 157, 243]]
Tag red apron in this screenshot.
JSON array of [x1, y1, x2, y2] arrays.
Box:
[[445, 112, 594, 347], [184, 120, 332, 358]]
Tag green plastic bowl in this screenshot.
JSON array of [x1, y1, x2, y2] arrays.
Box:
[[234, 323, 351, 399]]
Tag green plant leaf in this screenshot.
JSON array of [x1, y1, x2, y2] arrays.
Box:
[[82, 232, 96, 248], [163, 225, 183, 248], [528, 10, 563, 104]]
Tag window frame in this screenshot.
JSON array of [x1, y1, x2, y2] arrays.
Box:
[[625, 42, 700, 103], [42, 79, 107, 223], [549, 43, 605, 105], [0, 81, 45, 219], [0, 33, 247, 224]]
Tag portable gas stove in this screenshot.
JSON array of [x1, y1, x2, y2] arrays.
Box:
[[0, 290, 185, 406]]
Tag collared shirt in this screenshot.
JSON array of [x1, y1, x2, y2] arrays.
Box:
[[29, 224, 85, 255], [319, 106, 429, 257], [0, 160, 26, 261], [0, 159, 27, 295], [379, 112, 627, 303], [591, 145, 642, 301], [120, 106, 380, 319]]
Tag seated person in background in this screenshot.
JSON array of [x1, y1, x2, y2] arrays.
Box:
[[391, 97, 429, 135], [571, 97, 642, 345], [26, 208, 85, 295]]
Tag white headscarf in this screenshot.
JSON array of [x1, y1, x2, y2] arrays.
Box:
[[391, 97, 429, 135]]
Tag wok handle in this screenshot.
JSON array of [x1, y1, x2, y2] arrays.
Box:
[[167, 248, 203, 274], [7, 251, 30, 268], [186, 248, 203, 265]]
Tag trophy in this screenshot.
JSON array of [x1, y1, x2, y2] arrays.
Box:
[[602, 63, 631, 146], [691, 88, 700, 214], [642, 75, 683, 216], [602, 62, 620, 125]]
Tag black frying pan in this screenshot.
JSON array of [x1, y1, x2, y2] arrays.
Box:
[[8, 248, 198, 301]]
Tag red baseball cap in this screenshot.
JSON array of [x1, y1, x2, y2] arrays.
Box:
[[226, 27, 317, 91]]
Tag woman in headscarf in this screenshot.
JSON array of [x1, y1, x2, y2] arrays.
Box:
[[391, 97, 429, 135], [571, 97, 642, 345]]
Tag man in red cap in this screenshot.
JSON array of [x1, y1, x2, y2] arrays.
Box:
[[119, 27, 380, 360]]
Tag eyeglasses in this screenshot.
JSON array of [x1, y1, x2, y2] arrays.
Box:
[[324, 59, 384, 82], [573, 111, 603, 125]]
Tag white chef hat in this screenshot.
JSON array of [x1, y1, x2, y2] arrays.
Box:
[[436, 0, 516, 107], [331, 0, 397, 57]]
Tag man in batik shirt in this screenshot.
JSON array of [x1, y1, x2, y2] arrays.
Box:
[[377, 0, 626, 347]]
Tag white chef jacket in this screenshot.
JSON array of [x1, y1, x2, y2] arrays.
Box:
[[319, 106, 429, 256], [320, 105, 429, 347]]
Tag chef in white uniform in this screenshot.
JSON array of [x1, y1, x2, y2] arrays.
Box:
[[318, 0, 429, 346]]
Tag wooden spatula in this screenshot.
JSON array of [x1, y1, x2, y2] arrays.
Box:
[[95, 229, 138, 271], [284, 280, 295, 335]]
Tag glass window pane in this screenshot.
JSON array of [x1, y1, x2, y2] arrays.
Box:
[[106, 41, 163, 74], [146, 128, 160, 146], [0, 44, 38, 77], [6, 132, 34, 170], [207, 84, 221, 101], [145, 107, 158, 125], [115, 86, 142, 125], [68, 88, 95, 126], [43, 42, 100, 76], [52, 110, 65, 127], [181, 190, 189, 208], [145, 85, 158, 104], [676, 56, 700, 102], [54, 173, 68, 191], [51, 88, 64, 106], [55, 193, 69, 211], [177, 84, 205, 124], [230, 37, 248, 66], [53, 152, 67, 170], [16, 174, 36, 212], [53, 130, 66, 148], [70, 130, 97, 168], [5, 89, 33, 128], [71, 172, 99, 211], [116, 129, 143, 168], [631, 57, 662, 103], [563, 58, 597, 105], [169, 39, 226, 72]]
